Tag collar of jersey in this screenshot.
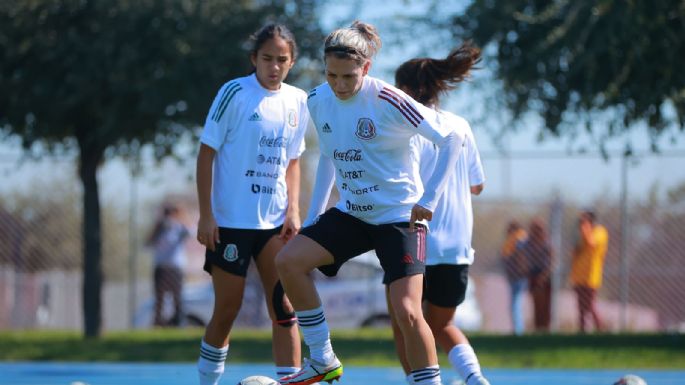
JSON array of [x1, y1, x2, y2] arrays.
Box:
[[248, 73, 282, 96]]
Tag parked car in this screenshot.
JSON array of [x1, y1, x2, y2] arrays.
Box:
[[133, 252, 482, 330]]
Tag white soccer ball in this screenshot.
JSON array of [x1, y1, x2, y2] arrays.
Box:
[[613, 374, 648, 385], [237, 375, 279, 385]]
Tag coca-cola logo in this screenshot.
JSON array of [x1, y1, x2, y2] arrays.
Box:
[[259, 136, 287, 148], [333, 149, 362, 162]]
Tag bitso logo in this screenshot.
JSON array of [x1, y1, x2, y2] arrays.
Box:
[[223, 244, 239, 262], [355, 118, 376, 140]]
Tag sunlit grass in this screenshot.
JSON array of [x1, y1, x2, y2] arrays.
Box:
[[1, 329, 683, 368]]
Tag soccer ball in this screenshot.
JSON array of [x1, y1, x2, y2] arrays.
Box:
[[613, 374, 647, 385], [237, 375, 279, 385]]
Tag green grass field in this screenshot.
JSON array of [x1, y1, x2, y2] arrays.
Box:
[[1, 329, 683, 369]]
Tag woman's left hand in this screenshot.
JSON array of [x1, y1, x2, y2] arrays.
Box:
[[409, 204, 433, 232], [279, 210, 301, 243]]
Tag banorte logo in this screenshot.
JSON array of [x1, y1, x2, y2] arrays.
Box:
[[333, 149, 362, 162]]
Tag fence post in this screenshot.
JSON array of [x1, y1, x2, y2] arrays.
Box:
[[549, 195, 564, 332], [619, 146, 631, 331], [128, 151, 141, 328]]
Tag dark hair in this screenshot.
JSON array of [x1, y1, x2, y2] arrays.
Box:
[[249, 23, 298, 61], [395, 41, 481, 106], [581, 210, 596, 223], [528, 218, 548, 243], [507, 220, 522, 234]]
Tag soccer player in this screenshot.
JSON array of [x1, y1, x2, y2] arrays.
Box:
[[388, 43, 490, 385], [275, 21, 465, 385], [195, 24, 309, 385]]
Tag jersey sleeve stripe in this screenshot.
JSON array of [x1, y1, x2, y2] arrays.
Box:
[[307, 89, 317, 100], [379, 89, 422, 127], [379, 94, 419, 127], [381, 87, 424, 122], [210, 81, 238, 121], [211, 82, 242, 122]]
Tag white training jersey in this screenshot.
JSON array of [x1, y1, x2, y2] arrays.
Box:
[[200, 74, 309, 229], [307, 76, 454, 225], [411, 110, 485, 265]]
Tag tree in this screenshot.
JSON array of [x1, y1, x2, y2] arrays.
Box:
[[452, 0, 685, 148], [0, 0, 323, 338]]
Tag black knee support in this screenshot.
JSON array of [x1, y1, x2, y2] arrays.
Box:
[[272, 281, 297, 327]]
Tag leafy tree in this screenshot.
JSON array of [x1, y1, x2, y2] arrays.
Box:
[[452, 0, 685, 149], [0, 0, 323, 337]]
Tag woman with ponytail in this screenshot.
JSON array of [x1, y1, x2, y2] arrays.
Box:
[[276, 21, 466, 385], [390, 43, 491, 385]]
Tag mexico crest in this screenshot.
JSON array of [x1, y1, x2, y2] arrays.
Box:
[[287, 109, 297, 127], [355, 118, 376, 140], [223, 244, 239, 262]]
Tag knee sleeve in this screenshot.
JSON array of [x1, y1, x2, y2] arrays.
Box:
[[272, 281, 297, 327]]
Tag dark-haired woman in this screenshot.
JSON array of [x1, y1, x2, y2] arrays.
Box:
[[389, 43, 490, 385], [195, 23, 309, 385]]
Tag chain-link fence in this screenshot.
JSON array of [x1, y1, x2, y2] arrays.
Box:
[[1, 148, 684, 334]]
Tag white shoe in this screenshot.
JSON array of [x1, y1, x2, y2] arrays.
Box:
[[279, 357, 343, 385]]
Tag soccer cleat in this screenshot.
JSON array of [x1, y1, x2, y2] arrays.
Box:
[[279, 357, 343, 385]]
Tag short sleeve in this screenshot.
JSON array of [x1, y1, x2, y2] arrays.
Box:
[[200, 80, 242, 150], [466, 129, 485, 186]]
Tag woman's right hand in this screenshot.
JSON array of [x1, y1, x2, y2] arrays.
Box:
[[197, 215, 220, 252]]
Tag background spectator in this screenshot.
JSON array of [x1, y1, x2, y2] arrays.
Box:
[[521, 218, 554, 332], [569, 210, 609, 333], [501, 220, 528, 335], [146, 203, 189, 327]]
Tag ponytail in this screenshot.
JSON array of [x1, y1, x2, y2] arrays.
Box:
[[395, 41, 481, 106]]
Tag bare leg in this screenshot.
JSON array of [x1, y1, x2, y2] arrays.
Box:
[[275, 234, 334, 310], [575, 286, 588, 333], [587, 288, 604, 331], [424, 303, 468, 354], [255, 235, 301, 367], [386, 285, 411, 375], [203, 268, 246, 347], [387, 274, 438, 370]]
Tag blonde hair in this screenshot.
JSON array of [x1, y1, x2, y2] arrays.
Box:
[[324, 21, 382, 65]]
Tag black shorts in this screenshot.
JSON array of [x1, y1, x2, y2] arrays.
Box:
[[203, 226, 282, 277], [424, 264, 469, 308], [300, 208, 426, 285]]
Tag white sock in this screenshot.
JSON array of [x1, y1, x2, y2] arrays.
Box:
[[410, 365, 441, 384], [296, 306, 335, 364], [197, 339, 228, 385], [448, 344, 484, 385], [276, 366, 300, 378]]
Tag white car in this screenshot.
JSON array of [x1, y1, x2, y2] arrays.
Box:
[[134, 252, 482, 330]]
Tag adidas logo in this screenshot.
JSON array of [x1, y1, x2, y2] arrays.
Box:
[[322, 123, 332, 133], [248, 112, 261, 121]]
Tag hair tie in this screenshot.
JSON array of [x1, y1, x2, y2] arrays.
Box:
[[324, 45, 360, 56]]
